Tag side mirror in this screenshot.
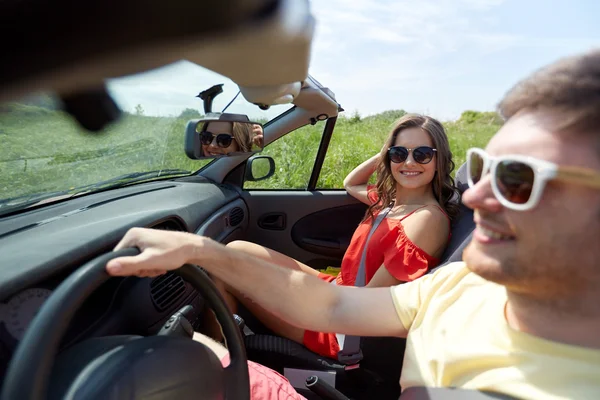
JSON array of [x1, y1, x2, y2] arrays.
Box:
[[184, 112, 264, 160], [245, 155, 275, 182]]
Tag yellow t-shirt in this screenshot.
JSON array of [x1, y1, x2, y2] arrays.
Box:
[[390, 262, 600, 400]]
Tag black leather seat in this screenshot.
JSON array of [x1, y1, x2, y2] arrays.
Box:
[[240, 163, 475, 399], [430, 162, 474, 271]]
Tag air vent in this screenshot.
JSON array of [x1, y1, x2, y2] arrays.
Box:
[[228, 207, 244, 227], [152, 219, 184, 232], [150, 272, 186, 311]]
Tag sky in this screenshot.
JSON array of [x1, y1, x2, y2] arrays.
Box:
[[108, 0, 600, 122]]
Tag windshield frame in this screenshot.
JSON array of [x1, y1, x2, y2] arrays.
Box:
[[0, 61, 296, 217]]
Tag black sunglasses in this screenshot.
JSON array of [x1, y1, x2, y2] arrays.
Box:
[[388, 146, 437, 164], [200, 131, 234, 148]]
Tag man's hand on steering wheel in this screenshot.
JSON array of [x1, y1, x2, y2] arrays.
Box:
[[107, 228, 210, 278], [1, 239, 251, 400]]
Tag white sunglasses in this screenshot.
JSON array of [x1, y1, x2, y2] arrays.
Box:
[[466, 147, 600, 211]]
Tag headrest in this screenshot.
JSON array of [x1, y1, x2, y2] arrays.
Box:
[[455, 162, 469, 194]]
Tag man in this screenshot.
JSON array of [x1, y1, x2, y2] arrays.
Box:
[[191, 331, 305, 399], [106, 49, 600, 399]]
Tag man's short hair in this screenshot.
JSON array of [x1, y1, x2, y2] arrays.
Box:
[[498, 48, 600, 152]]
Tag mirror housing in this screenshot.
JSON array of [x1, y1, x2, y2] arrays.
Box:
[[239, 81, 302, 110], [245, 155, 275, 182], [184, 112, 264, 160]]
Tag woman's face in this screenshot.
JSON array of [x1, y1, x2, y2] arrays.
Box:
[[389, 127, 437, 190], [201, 121, 239, 157]]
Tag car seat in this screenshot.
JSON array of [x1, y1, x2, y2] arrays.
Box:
[[239, 163, 475, 399]]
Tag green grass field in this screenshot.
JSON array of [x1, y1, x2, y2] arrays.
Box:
[[0, 104, 211, 202], [245, 110, 501, 189], [1, 103, 501, 202]]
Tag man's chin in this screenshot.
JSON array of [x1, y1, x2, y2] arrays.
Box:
[[462, 241, 508, 282]]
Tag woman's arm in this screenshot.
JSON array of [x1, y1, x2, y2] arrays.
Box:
[[343, 153, 380, 204]]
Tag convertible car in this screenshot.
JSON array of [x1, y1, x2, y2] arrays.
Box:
[[0, 0, 482, 399]]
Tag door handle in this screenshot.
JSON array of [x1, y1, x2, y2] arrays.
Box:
[[258, 213, 286, 230], [301, 238, 340, 249]]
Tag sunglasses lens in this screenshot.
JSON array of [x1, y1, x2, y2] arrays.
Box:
[[413, 147, 435, 164], [216, 134, 233, 148], [389, 147, 408, 163], [468, 151, 485, 184], [200, 131, 213, 145], [495, 161, 534, 204]]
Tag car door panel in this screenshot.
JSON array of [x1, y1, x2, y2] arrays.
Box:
[[291, 202, 367, 258], [241, 190, 367, 269]]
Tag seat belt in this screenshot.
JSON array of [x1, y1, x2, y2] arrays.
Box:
[[337, 204, 392, 365]]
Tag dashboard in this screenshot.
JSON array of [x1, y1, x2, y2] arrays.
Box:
[[0, 176, 250, 388]]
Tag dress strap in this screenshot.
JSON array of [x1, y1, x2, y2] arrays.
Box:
[[398, 205, 431, 221]]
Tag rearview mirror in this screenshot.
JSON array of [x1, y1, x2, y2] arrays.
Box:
[[184, 112, 264, 160]]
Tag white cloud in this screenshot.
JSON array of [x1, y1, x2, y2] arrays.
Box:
[[107, 60, 291, 118], [459, 0, 506, 10], [310, 0, 508, 55], [365, 27, 415, 44], [306, 0, 600, 120], [105, 1, 599, 122], [465, 33, 521, 53]]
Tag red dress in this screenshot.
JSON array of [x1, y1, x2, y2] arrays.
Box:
[[302, 187, 449, 359]]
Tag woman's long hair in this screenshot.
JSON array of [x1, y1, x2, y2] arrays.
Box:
[[231, 122, 253, 152], [363, 114, 460, 223]]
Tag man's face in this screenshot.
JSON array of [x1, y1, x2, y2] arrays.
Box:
[[462, 111, 600, 297]]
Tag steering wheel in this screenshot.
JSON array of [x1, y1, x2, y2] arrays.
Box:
[[0, 248, 250, 400]]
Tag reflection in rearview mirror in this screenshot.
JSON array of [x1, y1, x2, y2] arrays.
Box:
[[184, 112, 264, 160], [198, 120, 263, 157]]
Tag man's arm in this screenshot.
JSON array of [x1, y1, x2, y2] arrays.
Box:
[[106, 228, 408, 338], [195, 239, 408, 338]]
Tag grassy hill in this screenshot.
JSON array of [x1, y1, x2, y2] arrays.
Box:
[[1, 104, 501, 201], [248, 109, 501, 189], [0, 106, 211, 201]]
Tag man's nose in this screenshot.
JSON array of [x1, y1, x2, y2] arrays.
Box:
[[461, 174, 503, 212]]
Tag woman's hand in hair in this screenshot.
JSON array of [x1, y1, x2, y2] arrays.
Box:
[[343, 153, 381, 205]]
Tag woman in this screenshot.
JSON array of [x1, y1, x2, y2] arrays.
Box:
[[208, 114, 460, 359], [201, 120, 254, 156]]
